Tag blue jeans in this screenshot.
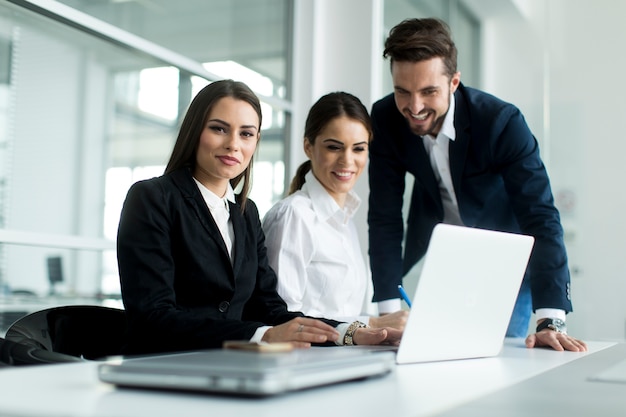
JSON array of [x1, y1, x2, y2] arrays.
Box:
[[506, 277, 532, 337]]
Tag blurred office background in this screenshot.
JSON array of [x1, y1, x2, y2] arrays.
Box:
[[0, 0, 623, 341]]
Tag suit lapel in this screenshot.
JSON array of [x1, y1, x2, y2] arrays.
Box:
[[171, 168, 233, 268], [450, 87, 470, 196], [229, 201, 246, 277], [190, 193, 232, 262]]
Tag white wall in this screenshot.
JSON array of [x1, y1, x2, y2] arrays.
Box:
[[475, 0, 626, 341], [548, 0, 626, 341]]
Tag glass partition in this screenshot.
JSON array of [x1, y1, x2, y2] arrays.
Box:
[[0, 0, 293, 298]]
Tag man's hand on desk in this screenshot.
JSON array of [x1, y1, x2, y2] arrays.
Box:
[[525, 330, 588, 352]]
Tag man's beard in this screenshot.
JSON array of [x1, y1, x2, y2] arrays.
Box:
[[408, 112, 446, 137]]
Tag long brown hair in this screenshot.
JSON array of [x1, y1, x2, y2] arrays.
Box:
[[288, 91, 372, 195], [165, 79, 262, 210]]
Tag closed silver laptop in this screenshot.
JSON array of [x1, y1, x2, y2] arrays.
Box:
[[98, 347, 395, 396]]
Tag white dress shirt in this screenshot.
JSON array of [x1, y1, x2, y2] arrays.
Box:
[[263, 171, 371, 325], [422, 93, 463, 226]]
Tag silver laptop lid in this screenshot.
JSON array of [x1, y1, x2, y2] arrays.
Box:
[[396, 224, 534, 364]]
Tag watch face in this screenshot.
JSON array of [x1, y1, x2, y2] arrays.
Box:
[[548, 319, 566, 333], [537, 318, 567, 334]]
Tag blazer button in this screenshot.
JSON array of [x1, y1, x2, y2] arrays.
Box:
[[218, 301, 230, 313]]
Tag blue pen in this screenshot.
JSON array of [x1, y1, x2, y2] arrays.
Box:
[[397, 284, 412, 308]]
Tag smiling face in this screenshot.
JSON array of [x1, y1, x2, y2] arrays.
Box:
[[304, 116, 369, 207], [391, 57, 460, 137], [193, 96, 260, 196]]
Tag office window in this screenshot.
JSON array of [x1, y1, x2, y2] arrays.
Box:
[[0, 0, 293, 297]]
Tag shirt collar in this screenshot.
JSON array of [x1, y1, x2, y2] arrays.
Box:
[[193, 178, 235, 211], [428, 93, 456, 142], [302, 170, 360, 224]]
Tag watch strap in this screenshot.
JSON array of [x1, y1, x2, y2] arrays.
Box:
[[536, 318, 567, 334]]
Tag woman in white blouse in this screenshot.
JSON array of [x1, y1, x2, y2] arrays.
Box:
[[263, 92, 407, 329]]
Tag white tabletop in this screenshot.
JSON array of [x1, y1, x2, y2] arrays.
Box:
[[0, 339, 618, 417]]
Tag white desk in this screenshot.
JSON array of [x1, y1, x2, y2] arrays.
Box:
[[0, 340, 622, 417]]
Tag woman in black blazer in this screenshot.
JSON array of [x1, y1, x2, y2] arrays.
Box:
[[117, 80, 401, 355]]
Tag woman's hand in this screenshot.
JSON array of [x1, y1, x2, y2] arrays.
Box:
[[262, 318, 340, 348], [369, 310, 409, 330], [352, 327, 403, 346]]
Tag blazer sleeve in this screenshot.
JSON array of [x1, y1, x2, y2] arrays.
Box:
[[368, 99, 409, 302], [489, 107, 572, 312], [240, 200, 305, 323]]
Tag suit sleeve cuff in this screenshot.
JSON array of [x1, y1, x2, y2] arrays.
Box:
[[377, 298, 402, 314], [250, 326, 272, 342], [535, 308, 566, 322], [335, 323, 350, 346]]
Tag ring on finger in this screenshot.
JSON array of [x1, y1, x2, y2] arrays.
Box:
[[297, 324, 304, 333]]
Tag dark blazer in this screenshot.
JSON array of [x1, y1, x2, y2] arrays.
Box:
[[368, 83, 572, 313], [117, 167, 339, 354]]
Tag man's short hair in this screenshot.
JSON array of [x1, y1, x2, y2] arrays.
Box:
[[383, 18, 458, 78]]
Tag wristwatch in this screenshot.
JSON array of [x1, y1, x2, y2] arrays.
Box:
[[536, 318, 567, 334], [343, 321, 368, 346]]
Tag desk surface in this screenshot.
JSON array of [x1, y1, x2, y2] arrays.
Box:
[[0, 340, 623, 417]]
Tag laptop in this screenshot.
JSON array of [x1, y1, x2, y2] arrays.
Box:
[[390, 223, 534, 364], [98, 346, 395, 396]]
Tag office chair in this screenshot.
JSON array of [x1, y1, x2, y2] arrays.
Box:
[[4, 305, 127, 365], [0, 336, 81, 366]]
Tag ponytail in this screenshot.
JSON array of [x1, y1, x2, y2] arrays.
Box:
[[288, 160, 312, 195]]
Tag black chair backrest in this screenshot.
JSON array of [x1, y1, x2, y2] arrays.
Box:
[[0, 336, 81, 366], [5, 305, 127, 363]]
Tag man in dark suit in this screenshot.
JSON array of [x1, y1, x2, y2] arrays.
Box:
[[368, 18, 586, 351]]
